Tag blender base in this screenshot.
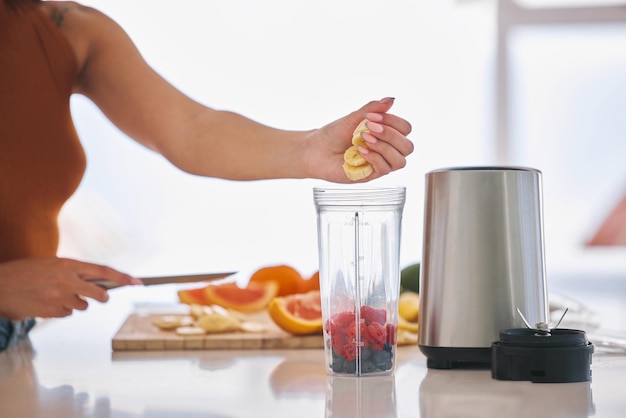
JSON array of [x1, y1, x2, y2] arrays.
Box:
[[419, 345, 492, 369]]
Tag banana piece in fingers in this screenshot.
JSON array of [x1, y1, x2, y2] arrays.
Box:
[[343, 162, 374, 181], [344, 145, 367, 167], [351, 119, 369, 147], [343, 119, 373, 181]]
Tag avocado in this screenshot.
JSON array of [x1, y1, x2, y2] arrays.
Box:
[[400, 263, 420, 294]]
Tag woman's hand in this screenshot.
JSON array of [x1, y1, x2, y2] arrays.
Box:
[[0, 257, 140, 320], [303, 97, 414, 183]]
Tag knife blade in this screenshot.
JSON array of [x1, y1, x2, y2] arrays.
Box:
[[87, 271, 237, 290]]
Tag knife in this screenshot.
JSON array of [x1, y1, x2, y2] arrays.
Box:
[[87, 271, 237, 290]]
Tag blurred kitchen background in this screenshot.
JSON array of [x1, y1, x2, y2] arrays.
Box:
[[58, 0, 626, 287]]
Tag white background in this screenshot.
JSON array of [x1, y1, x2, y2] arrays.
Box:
[[57, 0, 626, 289]]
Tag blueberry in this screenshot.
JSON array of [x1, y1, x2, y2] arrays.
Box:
[[383, 343, 393, 352], [360, 347, 372, 360], [360, 359, 376, 374], [373, 349, 392, 370], [378, 358, 392, 371], [331, 350, 344, 373], [344, 359, 356, 374], [332, 359, 344, 373]]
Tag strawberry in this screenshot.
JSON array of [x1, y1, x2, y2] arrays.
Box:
[[342, 340, 357, 361], [360, 306, 386, 326], [367, 322, 387, 351], [326, 310, 355, 335], [385, 323, 396, 345], [359, 322, 370, 347]]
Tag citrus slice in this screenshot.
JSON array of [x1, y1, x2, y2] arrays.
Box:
[[248, 264, 303, 297], [178, 286, 210, 305], [203, 281, 278, 313], [267, 290, 323, 335], [296, 271, 320, 294]]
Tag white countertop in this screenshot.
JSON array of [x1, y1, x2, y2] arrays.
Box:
[[1, 273, 625, 418]]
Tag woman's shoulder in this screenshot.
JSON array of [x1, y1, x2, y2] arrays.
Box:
[[37, 1, 100, 25], [36, 1, 124, 76]]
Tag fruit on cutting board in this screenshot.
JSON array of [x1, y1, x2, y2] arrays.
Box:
[[177, 264, 319, 313], [151, 304, 266, 335], [248, 264, 302, 297], [296, 271, 320, 294], [343, 119, 374, 181], [151, 315, 194, 330], [177, 287, 208, 305], [267, 290, 323, 335], [203, 281, 279, 313], [195, 307, 241, 333]]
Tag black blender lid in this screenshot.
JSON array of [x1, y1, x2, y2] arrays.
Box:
[[491, 327, 594, 383]]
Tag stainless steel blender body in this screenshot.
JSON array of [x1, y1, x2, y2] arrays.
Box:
[[419, 167, 549, 368]]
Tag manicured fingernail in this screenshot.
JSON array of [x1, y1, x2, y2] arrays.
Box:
[[361, 132, 378, 145], [357, 145, 370, 155], [365, 121, 383, 134], [379, 97, 395, 104], [129, 276, 143, 285], [366, 112, 383, 122]]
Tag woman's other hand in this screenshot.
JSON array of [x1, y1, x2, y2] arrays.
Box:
[[0, 257, 140, 320]]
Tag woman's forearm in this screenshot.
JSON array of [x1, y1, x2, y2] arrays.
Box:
[[161, 108, 314, 180]]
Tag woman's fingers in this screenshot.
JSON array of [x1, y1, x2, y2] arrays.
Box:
[[360, 107, 414, 170], [366, 112, 412, 137]]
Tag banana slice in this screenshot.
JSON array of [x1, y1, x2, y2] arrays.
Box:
[[238, 321, 267, 333], [175, 326, 206, 336], [195, 311, 241, 333], [343, 145, 367, 167], [152, 315, 194, 330], [343, 119, 373, 181], [189, 304, 213, 320], [343, 162, 374, 181], [351, 119, 370, 146]]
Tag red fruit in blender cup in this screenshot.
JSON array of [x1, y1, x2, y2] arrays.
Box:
[[360, 305, 387, 325]]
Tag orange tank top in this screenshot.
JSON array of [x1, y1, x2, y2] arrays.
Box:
[[0, 0, 85, 262]]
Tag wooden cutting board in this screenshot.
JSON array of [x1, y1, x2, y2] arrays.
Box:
[[112, 310, 324, 351]]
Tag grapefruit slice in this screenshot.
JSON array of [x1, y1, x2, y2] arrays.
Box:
[[248, 264, 302, 296], [178, 286, 210, 305], [296, 271, 320, 294], [203, 281, 278, 313], [267, 290, 323, 335]]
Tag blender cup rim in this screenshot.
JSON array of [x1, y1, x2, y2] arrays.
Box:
[[313, 186, 406, 207]]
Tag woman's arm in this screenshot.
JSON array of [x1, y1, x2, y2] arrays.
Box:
[[48, 2, 413, 182]]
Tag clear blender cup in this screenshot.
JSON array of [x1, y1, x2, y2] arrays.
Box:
[[314, 187, 406, 376]]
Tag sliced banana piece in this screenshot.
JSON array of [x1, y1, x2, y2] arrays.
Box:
[[351, 119, 370, 145], [162, 302, 262, 336], [343, 119, 373, 181], [343, 145, 367, 167], [195, 311, 241, 333], [189, 304, 214, 320], [343, 161, 374, 181], [238, 321, 267, 333], [175, 326, 206, 336], [226, 308, 249, 322], [152, 315, 194, 330]]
